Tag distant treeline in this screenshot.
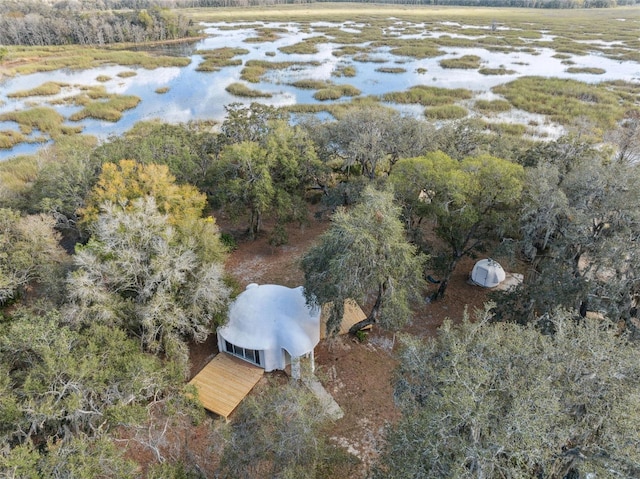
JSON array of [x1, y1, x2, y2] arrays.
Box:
[[0, 3, 197, 46], [87, 0, 639, 6], [1, 0, 638, 13], [0, 0, 636, 48]]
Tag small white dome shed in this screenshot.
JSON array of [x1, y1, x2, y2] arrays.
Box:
[[217, 283, 320, 378], [470, 259, 506, 288]]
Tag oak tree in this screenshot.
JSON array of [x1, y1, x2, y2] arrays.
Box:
[[68, 197, 230, 369], [375, 307, 640, 478], [302, 186, 426, 335], [391, 152, 524, 298]]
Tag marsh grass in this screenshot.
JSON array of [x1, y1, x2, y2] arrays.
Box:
[[155, 87, 170, 94], [0, 130, 28, 149], [353, 54, 386, 63], [245, 27, 284, 43], [566, 67, 606, 75], [0, 155, 40, 199], [479, 66, 515, 75], [225, 82, 272, 98], [117, 70, 137, 78], [440, 55, 482, 69], [432, 35, 478, 49], [196, 47, 248, 72], [493, 76, 627, 132], [485, 122, 527, 136], [424, 104, 468, 120], [241, 59, 320, 82], [4, 46, 191, 76], [240, 65, 266, 83], [332, 65, 356, 77], [474, 99, 512, 113], [279, 39, 322, 55], [96, 75, 111, 82], [383, 85, 472, 106], [285, 96, 385, 117], [7, 82, 67, 98], [180, 5, 640, 65], [85, 85, 110, 100], [389, 44, 442, 59], [332, 45, 371, 57], [0, 107, 67, 137], [313, 84, 361, 101], [289, 79, 331, 89], [603, 80, 640, 104], [69, 95, 141, 122], [376, 67, 406, 74]]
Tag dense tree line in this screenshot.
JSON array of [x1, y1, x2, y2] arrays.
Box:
[[2, 100, 640, 476], [1, 0, 634, 18], [0, 2, 196, 46]]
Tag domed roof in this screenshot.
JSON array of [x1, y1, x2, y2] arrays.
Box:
[[471, 259, 506, 288], [218, 284, 320, 357]]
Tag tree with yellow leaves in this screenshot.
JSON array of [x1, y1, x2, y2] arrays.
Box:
[[79, 159, 206, 230]]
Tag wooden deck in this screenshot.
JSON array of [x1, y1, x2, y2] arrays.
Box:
[[188, 352, 263, 420], [320, 299, 367, 339]]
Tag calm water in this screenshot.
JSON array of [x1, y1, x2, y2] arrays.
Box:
[[1, 20, 639, 160]]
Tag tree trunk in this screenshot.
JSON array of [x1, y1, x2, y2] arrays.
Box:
[[349, 283, 384, 334], [431, 254, 462, 301]]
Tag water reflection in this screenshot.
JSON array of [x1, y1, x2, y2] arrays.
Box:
[[1, 20, 639, 160]]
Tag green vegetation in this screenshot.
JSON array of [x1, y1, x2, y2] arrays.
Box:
[[244, 27, 285, 43], [240, 59, 320, 83], [0, 130, 28, 149], [289, 79, 331, 89], [2, 46, 191, 77], [332, 45, 370, 57], [0, 209, 67, 303], [353, 54, 386, 63], [225, 82, 273, 98], [485, 121, 527, 136], [313, 84, 361, 101], [7, 82, 67, 98], [196, 46, 248, 72], [240, 63, 266, 82], [0, 4, 198, 47], [375, 67, 406, 74], [378, 310, 640, 478], [303, 186, 426, 335], [69, 94, 141, 122], [0, 154, 46, 211], [117, 70, 137, 78], [0, 107, 74, 138], [474, 98, 512, 112], [493, 76, 630, 133], [389, 43, 442, 59], [479, 66, 516, 75], [424, 104, 468, 120], [333, 65, 357, 77], [383, 85, 473, 106], [279, 39, 321, 54], [566, 66, 606, 74], [439, 54, 482, 69], [391, 151, 523, 298]]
